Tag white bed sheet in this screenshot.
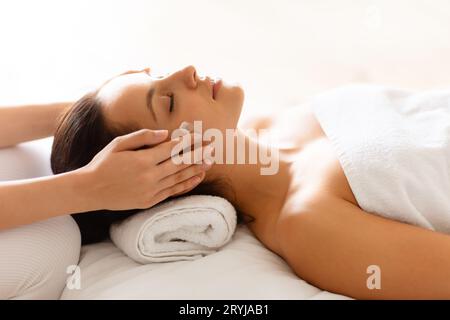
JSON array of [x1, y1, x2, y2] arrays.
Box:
[[0, 138, 351, 300], [61, 225, 350, 300]]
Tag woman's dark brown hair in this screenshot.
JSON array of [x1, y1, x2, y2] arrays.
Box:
[[51, 91, 251, 245]]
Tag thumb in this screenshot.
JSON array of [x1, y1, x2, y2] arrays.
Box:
[[112, 129, 168, 152]]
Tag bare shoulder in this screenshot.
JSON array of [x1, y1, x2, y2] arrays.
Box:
[[276, 191, 343, 238], [275, 191, 450, 299], [275, 191, 342, 257]]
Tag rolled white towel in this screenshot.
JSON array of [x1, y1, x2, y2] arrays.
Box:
[[109, 195, 237, 263]]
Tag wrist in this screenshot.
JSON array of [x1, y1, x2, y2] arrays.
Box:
[[65, 167, 100, 213]]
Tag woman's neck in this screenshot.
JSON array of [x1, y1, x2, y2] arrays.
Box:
[[204, 129, 291, 223]]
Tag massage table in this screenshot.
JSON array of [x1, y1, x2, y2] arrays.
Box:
[[0, 137, 350, 300]]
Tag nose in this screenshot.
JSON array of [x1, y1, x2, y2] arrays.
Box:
[[182, 65, 197, 79], [162, 65, 198, 89], [178, 65, 198, 89]]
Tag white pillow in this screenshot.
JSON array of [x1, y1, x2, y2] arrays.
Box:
[[0, 137, 54, 181]]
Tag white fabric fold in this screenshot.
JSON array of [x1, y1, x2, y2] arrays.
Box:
[[312, 84, 450, 233], [110, 195, 237, 263]]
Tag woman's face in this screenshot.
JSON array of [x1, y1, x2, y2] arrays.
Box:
[[96, 65, 244, 134]]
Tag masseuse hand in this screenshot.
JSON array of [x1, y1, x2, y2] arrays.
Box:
[[79, 128, 212, 211]]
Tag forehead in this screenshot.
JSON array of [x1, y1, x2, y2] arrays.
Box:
[[97, 72, 153, 128], [97, 72, 151, 106]]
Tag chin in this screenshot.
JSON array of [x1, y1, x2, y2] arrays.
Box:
[[234, 87, 245, 113], [215, 83, 244, 124], [235, 85, 245, 102], [220, 84, 244, 106]]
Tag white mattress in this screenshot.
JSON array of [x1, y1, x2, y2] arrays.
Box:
[[61, 225, 349, 300], [0, 138, 351, 300]]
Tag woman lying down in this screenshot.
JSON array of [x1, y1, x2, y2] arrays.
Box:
[[51, 65, 450, 299]]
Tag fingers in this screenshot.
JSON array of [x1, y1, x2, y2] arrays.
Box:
[[156, 158, 196, 179], [158, 162, 210, 190], [111, 129, 168, 152], [155, 143, 214, 178], [152, 173, 205, 205], [140, 132, 202, 164], [171, 171, 206, 197]]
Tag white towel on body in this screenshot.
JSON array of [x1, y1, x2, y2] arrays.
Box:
[[312, 84, 450, 233], [110, 195, 237, 263]]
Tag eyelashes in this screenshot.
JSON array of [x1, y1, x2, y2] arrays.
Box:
[[168, 93, 174, 112]]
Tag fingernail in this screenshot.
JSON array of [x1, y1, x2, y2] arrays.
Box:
[[202, 160, 212, 169], [180, 121, 193, 131], [204, 158, 213, 166], [154, 130, 168, 137], [192, 176, 202, 184]]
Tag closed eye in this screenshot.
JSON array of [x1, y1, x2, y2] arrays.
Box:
[[168, 93, 174, 112]]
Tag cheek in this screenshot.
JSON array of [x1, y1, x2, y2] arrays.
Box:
[[181, 96, 211, 119], [171, 101, 210, 130], [174, 89, 243, 131]]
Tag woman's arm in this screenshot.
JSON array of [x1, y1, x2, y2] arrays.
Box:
[[0, 102, 70, 148], [0, 129, 212, 231], [0, 169, 92, 230], [276, 194, 450, 299]]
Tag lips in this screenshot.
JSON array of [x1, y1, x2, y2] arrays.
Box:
[[205, 76, 222, 100], [212, 79, 222, 100]]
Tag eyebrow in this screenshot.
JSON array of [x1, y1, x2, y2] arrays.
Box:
[[146, 87, 156, 121]]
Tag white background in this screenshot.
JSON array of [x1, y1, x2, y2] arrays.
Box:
[[0, 0, 449, 121]]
